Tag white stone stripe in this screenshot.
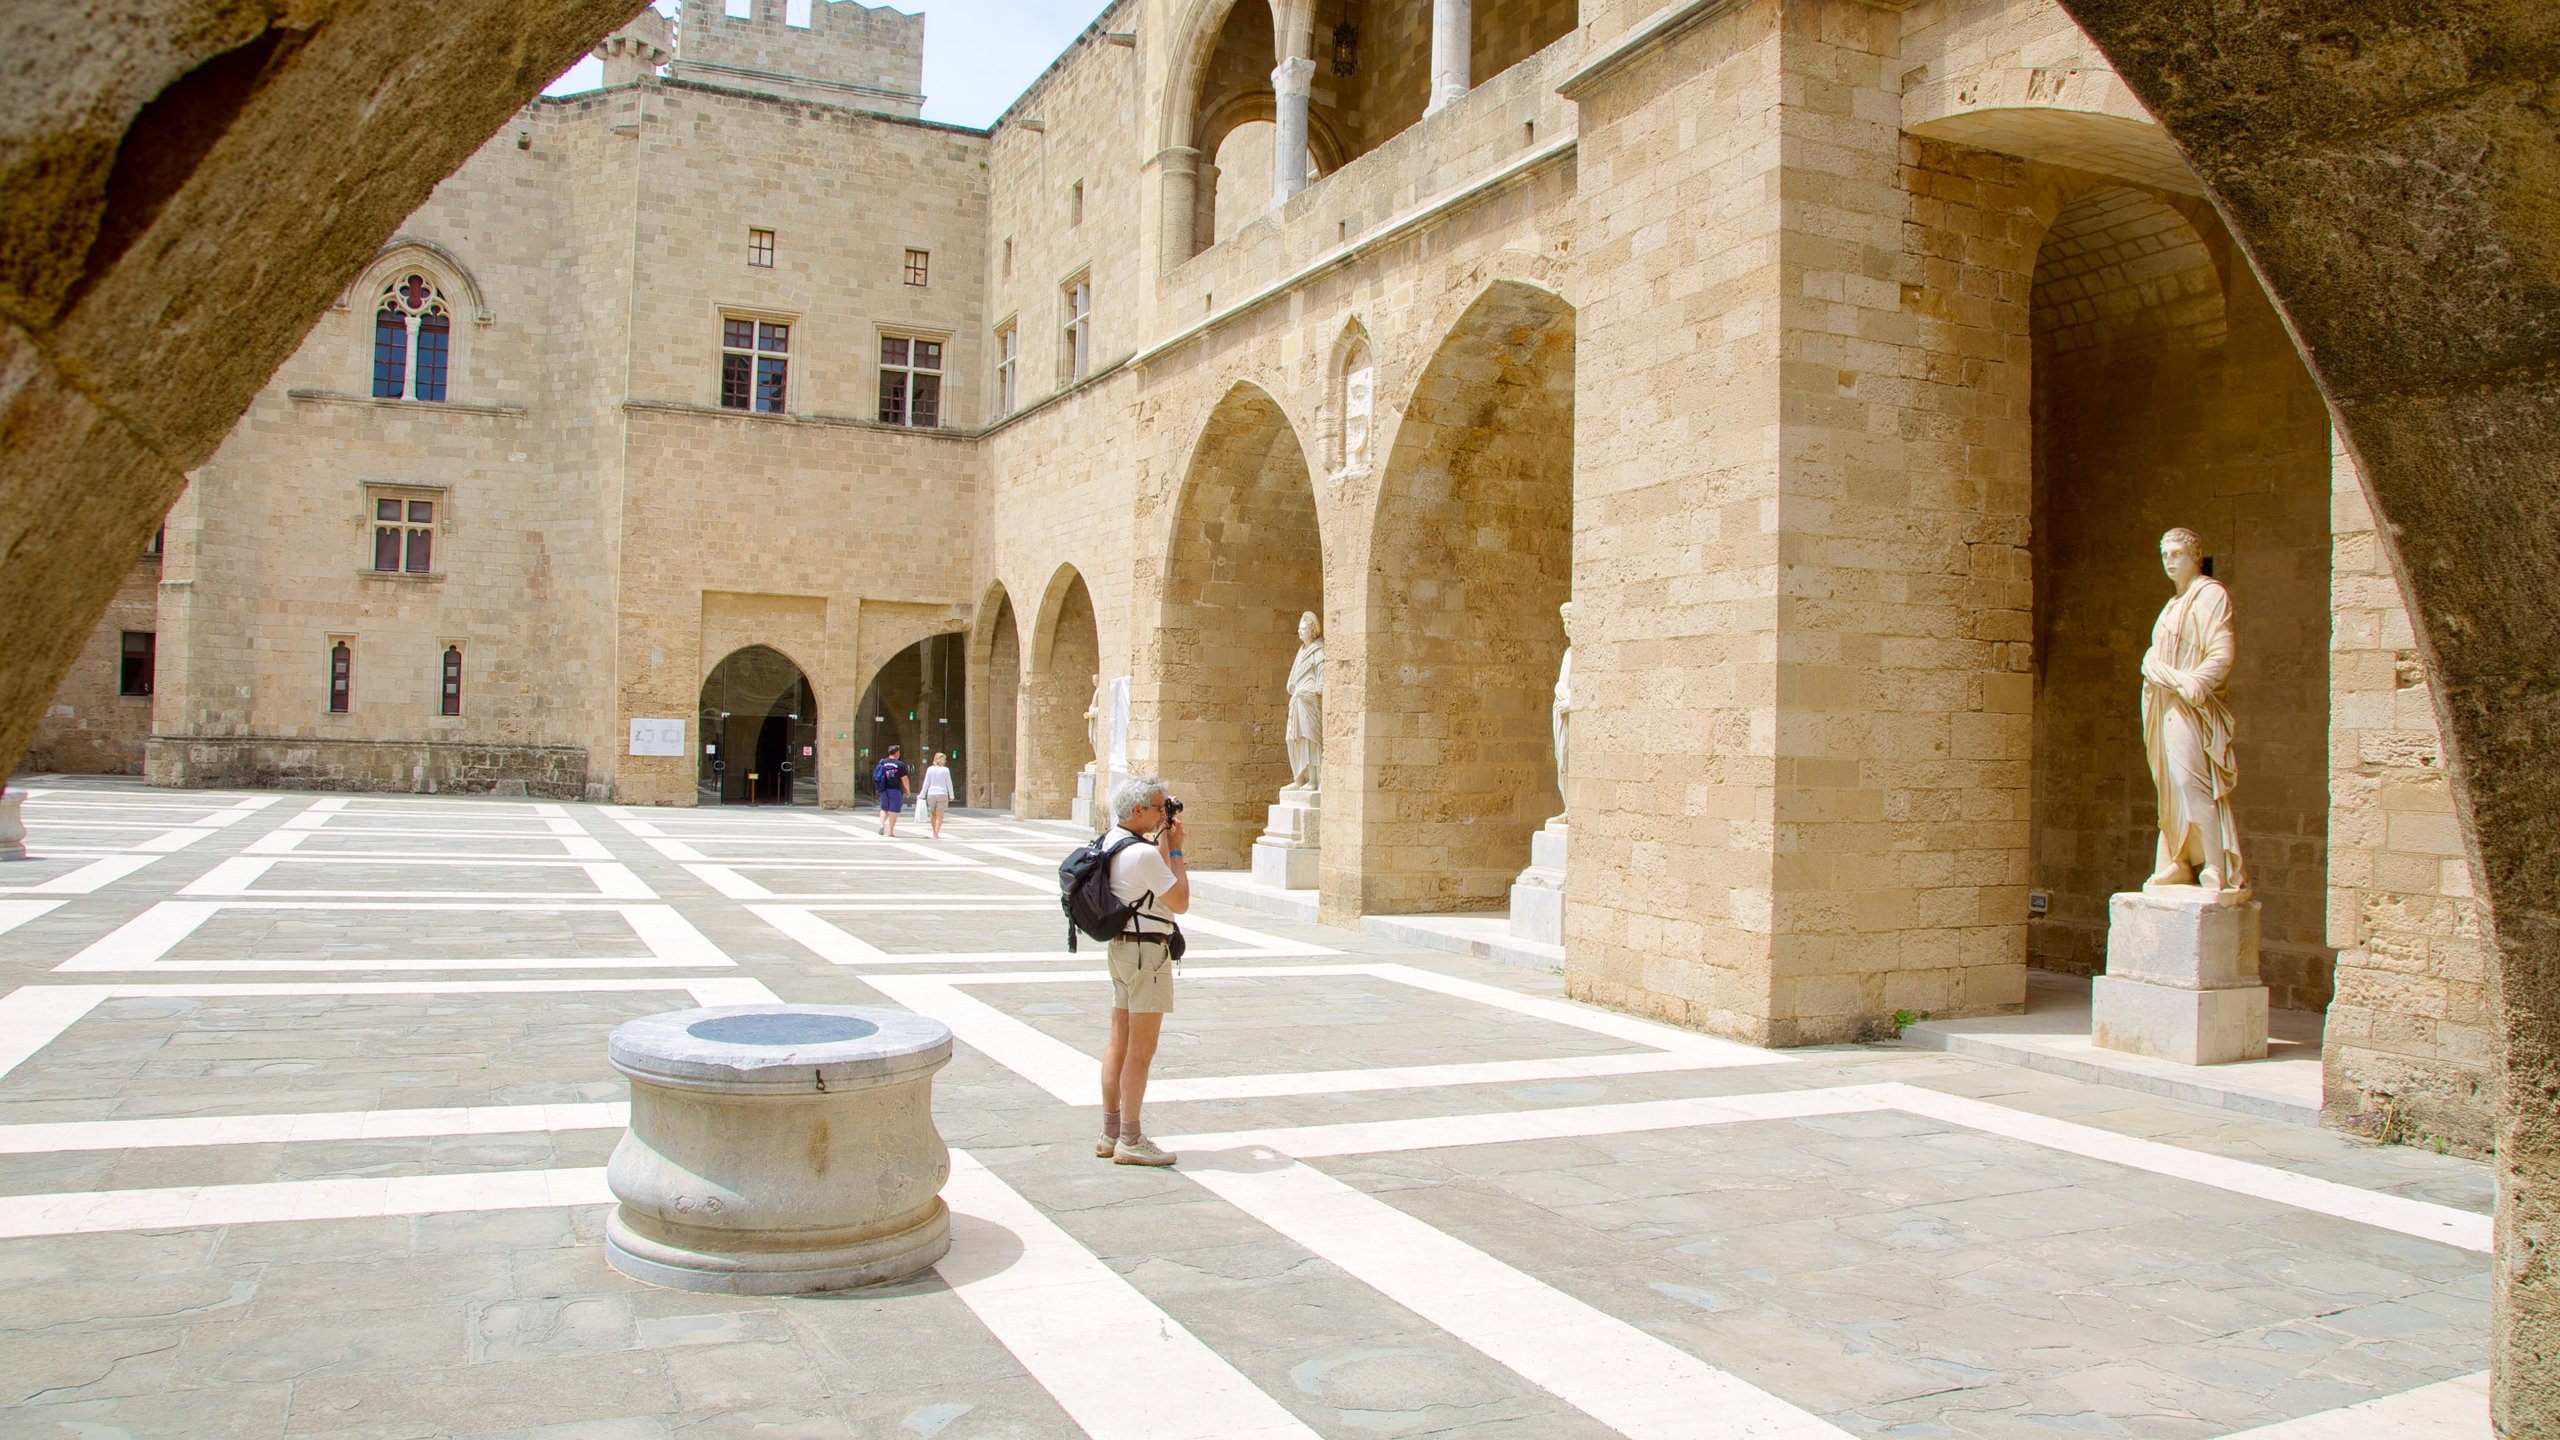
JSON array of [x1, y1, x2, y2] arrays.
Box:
[[1183, 1156, 1852, 1440], [0, 1167, 612, 1238], [0, 854, 161, 894], [0, 899, 65, 938], [2216, 1371, 2488, 1438], [937, 1153, 1318, 1440], [0, 1101, 629, 1154], [1169, 1087, 1883, 1159], [245, 831, 613, 859], [750, 904, 891, 965], [57, 900, 732, 973]]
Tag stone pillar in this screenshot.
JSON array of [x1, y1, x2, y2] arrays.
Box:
[[2092, 891, 2271, 1066], [604, 1005, 954, 1294], [1269, 57, 1316, 211], [0, 787, 24, 861], [1153, 147, 1201, 265], [1426, 0, 1472, 114]]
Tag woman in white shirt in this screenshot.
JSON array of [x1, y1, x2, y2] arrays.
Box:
[[919, 752, 956, 837]]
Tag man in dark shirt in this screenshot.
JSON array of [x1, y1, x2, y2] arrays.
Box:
[[872, 746, 911, 836]]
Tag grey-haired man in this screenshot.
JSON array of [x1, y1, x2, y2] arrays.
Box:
[[1096, 774, 1188, 1165]]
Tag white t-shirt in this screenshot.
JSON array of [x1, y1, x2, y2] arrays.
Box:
[[920, 764, 954, 799], [1102, 826, 1178, 938]]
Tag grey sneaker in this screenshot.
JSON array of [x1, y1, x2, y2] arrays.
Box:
[[1094, 1135, 1117, 1159], [1113, 1136, 1176, 1167]]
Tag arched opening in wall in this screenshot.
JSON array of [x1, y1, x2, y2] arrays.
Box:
[[1209, 120, 1320, 246], [971, 587, 1022, 814], [1021, 567, 1101, 820], [2027, 184, 2335, 1010], [1153, 384, 1323, 869], [856, 633, 968, 802], [698, 645, 817, 805], [1362, 281, 1574, 913]]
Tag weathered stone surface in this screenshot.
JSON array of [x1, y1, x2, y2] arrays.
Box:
[[2051, 1, 2560, 1429]]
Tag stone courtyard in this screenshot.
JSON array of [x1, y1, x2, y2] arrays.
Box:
[[0, 777, 2497, 1438]]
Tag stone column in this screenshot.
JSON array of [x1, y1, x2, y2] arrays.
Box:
[[1426, 0, 1472, 114], [1269, 57, 1316, 211], [1152, 146, 1201, 264]]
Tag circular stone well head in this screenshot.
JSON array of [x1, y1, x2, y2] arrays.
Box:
[[608, 1004, 950, 1092]]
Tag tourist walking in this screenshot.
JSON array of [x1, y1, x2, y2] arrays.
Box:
[[920, 752, 955, 838], [1095, 775, 1186, 1166], [871, 746, 911, 836]]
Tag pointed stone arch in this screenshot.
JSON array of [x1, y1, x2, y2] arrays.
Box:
[[969, 582, 1024, 814], [1021, 565, 1101, 820]]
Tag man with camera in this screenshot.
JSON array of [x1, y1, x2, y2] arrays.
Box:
[[1096, 775, 1188, 1166]]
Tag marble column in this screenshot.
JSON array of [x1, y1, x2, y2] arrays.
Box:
[[1152, 146, 1201, 263], [1426, 0, 1471, 115], [1270, 57, 1316, 211]]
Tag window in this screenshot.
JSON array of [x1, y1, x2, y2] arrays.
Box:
[[1001, 237, 1013, 277], [119, 632, 155, 697], [995, 322, 1018, 416], [904, 249, 930, 286], [143, 526, 164, 557], [720, 317, 790, 413], [1070, 181, 1084, 226], [440, 646, 463, 717], [370, 273, 451, 402], [1060, 274, 1090, 385], [878, 336, 944, 427], [371, 494, 436, 574], [748, 228, 776, 267], [328, 641, 353, 714]]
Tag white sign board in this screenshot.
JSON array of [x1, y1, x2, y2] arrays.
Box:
[[1108, 677, 1130, 769], [628, 718, 687, 757]]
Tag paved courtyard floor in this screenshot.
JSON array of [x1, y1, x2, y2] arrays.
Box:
[[0, 779, 2497, 1439]]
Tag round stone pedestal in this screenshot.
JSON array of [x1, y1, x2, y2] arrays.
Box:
[[604, 1005, 953, 1294]]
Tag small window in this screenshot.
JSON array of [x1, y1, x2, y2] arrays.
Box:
[[370, 493, 436, 574], [878, 336, 944, 427], [1070, 181, 1084, 226], [328, 641, 353, 714], [1001, 238, 1013, 277], [995, 322, 1019, 416], [143, 527, 164, 557], [1060, 274, 1091, 386], [440, 646, 463, 716], [119, 632, 155, 697], [904, 249, 930, 287], [370, 273, 452, 402], [720, 317, 790, 413], [748, 228, 776, 267]]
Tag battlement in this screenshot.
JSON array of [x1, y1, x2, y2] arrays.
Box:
[[673, 0, 925, 115]]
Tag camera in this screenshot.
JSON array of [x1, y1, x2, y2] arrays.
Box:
[[1162, 796, 1183, 818]]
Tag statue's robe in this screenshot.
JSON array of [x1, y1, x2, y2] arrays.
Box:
[[2141, 576, 2247, 888], [1285, 641, 1324, 787]]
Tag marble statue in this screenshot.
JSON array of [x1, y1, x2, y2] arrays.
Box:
[[1083, 674, 1106, 772], [1342, 363, 1374, 473], [1284, 611, 1325, 791], [2140, 528, 2248, 895], [1550, 602, 1574, 812]]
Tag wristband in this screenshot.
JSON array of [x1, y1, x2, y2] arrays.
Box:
[[1168, 850, 1184, 858]]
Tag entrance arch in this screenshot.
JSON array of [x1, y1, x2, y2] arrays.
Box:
[[698, 645, 817, 805], [1360, 282, 1575, 912], [1021, 566, 1101, 820], [1151, 383, 1323, 869], [857, 633, 968, 802], [969, 584, 1022, 813]]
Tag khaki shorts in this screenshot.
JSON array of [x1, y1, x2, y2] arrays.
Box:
[[1107, 935, 1176, 1014]]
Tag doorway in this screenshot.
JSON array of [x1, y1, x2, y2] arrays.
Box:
[[698, 645, 818, 805]]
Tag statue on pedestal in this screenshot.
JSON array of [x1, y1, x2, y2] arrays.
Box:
[[1083, 674, 1105, 773], [1283, 612, 1325, 792], [2140, 528, 2248, 895], [1550, 602, 1575, 819]]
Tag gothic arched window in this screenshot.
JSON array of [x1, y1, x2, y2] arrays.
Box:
[[371, 273, 453, 402]]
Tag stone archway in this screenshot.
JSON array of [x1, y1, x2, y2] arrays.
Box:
[[969, 584, 1023, 814], [1148, 383, 1324, 870], [697, 645, 818, 805], [1357, 281, 1575, 913], [855, 633, 967, 803], [1020, 566, 1101, 821]]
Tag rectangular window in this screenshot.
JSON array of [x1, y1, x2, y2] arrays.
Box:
[[412, 315, 449, 402], [995, 322, 1018, 416], [748, 228, 775, 267], [328, 640, 353, 714], [370, 494, 436, 574], [1001, 238, 1013, 277], [144, 526, 164, 557], [1060, 275, 1091, 385], [904, 249, 930, 287], [371, 313, 407, 398], [119, 632, 155, 697], [720, 318, 789, 413], [877, 336, 944, 427], [1070, 181, 1084, 226], [440, 646, 463, 717]]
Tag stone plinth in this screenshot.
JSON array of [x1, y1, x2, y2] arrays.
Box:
[[605, 1005, 953, 1295], [0, 791, 23, 861], [1250, 786, 1319, 890], [1508, 820, 1567, 944], [2092, 889, 2269, 1066], [1070, 768, 1096, 830]]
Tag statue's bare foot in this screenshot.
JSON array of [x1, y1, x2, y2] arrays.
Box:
[[2146, 863, 2194, 888], [2197, 867, 2224, 892]]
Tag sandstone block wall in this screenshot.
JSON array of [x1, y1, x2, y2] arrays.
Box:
[[24, 553, 159, 775], [673, 0, 926, 114]]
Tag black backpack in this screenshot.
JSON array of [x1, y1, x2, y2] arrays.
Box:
[[1059, 833, 1149, 952]]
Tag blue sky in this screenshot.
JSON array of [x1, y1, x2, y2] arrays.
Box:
[[543, 0, 1110, 130]]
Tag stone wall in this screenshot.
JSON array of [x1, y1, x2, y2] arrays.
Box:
[[25, 552, 159, 775], [673, 0, 925, 114], [150, 736, 589, 798], [2324, 437, 2496, 1154]]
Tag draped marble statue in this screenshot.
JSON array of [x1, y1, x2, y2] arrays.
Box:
[[1083, 674, 1106, 772], [1283, 612, 1325, 792], [1550, 602, 1575, 816], [2140, 528, 2248, 895]]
